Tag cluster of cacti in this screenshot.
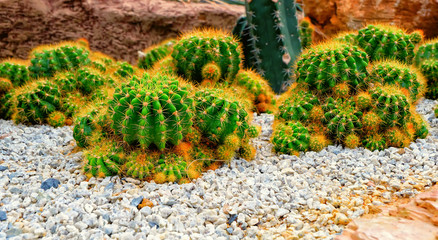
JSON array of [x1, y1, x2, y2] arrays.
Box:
[[232, 0, 302, 93], [273, 23, 431, 155], [138, 39, 176, 70], [299, 17, 313, 49], [368, 60, 426, 102], [415, 39, 438, 99], [355, 24, 422, 63], [0, 60, 30, 87], [171, 29, 241, 84]]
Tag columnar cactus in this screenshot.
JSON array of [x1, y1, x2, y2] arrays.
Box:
[[295, 41, 369, 96], [236, 0, 302, 93], [278, 91, 320, 122], [29, 43, 90, 78], [194, 88, 251, 143], [272, 122, 310, 156], [370, 85, 410, 128], [356, 24, 422, 63], [0, 60, 30, 87], [368, 60, 426, 102], [109, 74, 194, 150], [322, 97, 363, 140], [138, 39, 176, 70], [299, 17, 313, 49], [171, 29, 241, 83], [14, 81, 61, 124]]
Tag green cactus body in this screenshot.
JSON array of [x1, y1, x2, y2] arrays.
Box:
[[299, 18, 313, 49], [415, 38, 438, 66], [410, 113, 429, 139], [434, 105, 438, 118], [344, 133, 361, 149], [171, 29, 241, 83], [309, 134, 329, 152], [72, 101, 109, 148], [244, 0, 301, 93], [385, 127, 408, 148], [61, 93, 86, 118], [278, 91, 320, 122], [109, 74, 194, 151], [362, 111, 382, 134], [138, 39, 176, 70], [232, 16, 257, 69], [73, 114, 97, 148], [76, 67, 106, 95], [355, 91, 372, 111], [334, 31, 358, 45], [0, 78, 12, 94], [356, 24, 421, 63], [14, 81, 61, 124], [370, 86, 410, 128], [125, 153, 155, 179], [113, 61, 135, 79], [322, 97, 362, 140], [194, 88, 251, 143], [0, 61, 30, 87], [155, 155, 187, 182], [239, 142, 256, 160], [29, 44, 90, 78], [83, 143, 125, 177], [368, 61, 425, 102], [420, 59, 438, 99], [363, 134, 386, 151], [47, 111, 66, 127], [53, 72, 76, 94], [295, 42, 369, 96], [272, 122, 310, 155], [0, 90, 15, 119]]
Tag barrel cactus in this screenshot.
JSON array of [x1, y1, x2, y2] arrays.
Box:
[[138, 39, 176, 70], [278, 91, 320, 122], [322, 97, 363, 140], [419, 59, 438, 99], [415, 38, 438, 66], [370, 85, 411, 128], [272, 122, 310, 156], [0, 60, 30, 87]]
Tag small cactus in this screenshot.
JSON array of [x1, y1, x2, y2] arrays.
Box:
[[309, 134, 330, 152], [171, 29, 241, 83], [138, 39, 176, 70], [299, 17, 314, 49], [362, 111, 382, 134], [0, 78, 13, 94], [83, 141, 125, 178], [415, 38, 438, 66], [125, 152, 155, 180], [272, 122, 310, 155], [47, 111, 66, 127], [419, 59, 438, 99], [0, 60, 30, 87], [354, 91, 373, 111], [370, 85, 411, 128], [322, 97, 362, 140], [239, 142, 256, 161], [385, 127, 409, 148], [344, 134, 361, 149], [363, 134, 386, 151], [278, 91, 320, 122]]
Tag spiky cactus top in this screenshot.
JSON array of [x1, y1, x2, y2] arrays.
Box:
[[278, 91, 320, 122], [356, 24, 422, 63], [295, 41, 369, 97], [138, 39, 176, 70], [415, 38, 438, 66], [109, 74, 194, 150], [299, 17, 313, 49], [368, 60, 426, 102], [370, 85, 410, 128], [28, 42, 90, 78], [272, 122, 310, 155], [194, 88, 252, 144], [322, 97, 363, 140], [171, 29, 241, 83], [420, 59, 438, 99], [0, 60, 30, 87]]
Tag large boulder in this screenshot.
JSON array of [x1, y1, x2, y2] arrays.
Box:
[[304, 0, 438, 39], [0, 0, 244, 63]]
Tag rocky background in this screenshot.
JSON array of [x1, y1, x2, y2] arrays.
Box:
[[0, 0, 244, 63]]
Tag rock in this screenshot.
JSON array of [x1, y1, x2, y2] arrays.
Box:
[[0, 0, 244, 63], [104, 182, 114, 191], [41, 178, 61, 190], [304, 0, 438, 39], [138, 198, 154, 209], [275, 208, 289, 218], [0, 211, 6, 221], [228, 214, 237, 225], [130, 196, 143, 208], [0, 166, 7, 171]]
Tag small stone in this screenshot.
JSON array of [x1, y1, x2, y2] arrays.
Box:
[[0, 166, 7, 171], [138, 198, 154, 209], [226, 227, 233, 234], [275, 208, 289, 218], [130, 196, 144, 208], [104, 182, 114, 191], [148, 221, 159, 229], [41, 178, 61, 190], [0, 211, 6, 221], [228, 214, 237, 225], [248, 218, 258, 226], [84, 204, 94, 213]]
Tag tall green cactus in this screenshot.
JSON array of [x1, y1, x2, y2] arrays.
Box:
[[233, 0, 302, 93]]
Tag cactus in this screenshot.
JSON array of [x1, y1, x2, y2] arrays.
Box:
[[299, 17, 313, 49], [150, 56, 177, 76], [322, 97, 362, 140], [83, 141, 125, 178], [385, 127, 409, 148], [410, 112, 428, 139], [171, 29, 241, 83], [419, 59, 438, 99], [309, 134, 330, 152], [334, 31, 357, 45], [239, 142, 256, 161], [61, 93, 87, 118], [201, 63, 221, 83], [76, 67, 107, 95], [362, 111, 382, 134], [355, 91, 372, 111], [47, 111, 66, 127], [29, 43, 90, 78], [155, 154, 188, 182], [109, 74, 194, 151], [0, 60, 30, 87], [278, 91, 320, 122], [73, 101, 108, 148], [368, 60, 426, 102], [0, 78, 12, 94], [233, 70, 275, 113], [272, 122, 310, 155], [13, 81, 61, 125], [415, 38, 438, 66], [232, 16, 257, 69], [112, 61, 135, 79], [370, 85, 410, 128], [435, 105, 438, 118], [138, 39, 176, 70], [240, 0, 302, 93], [194, 88, 252, 144], [0, 91, 15, 119], [125, 152, 155, 180], [356, 24, 422, 63], [295, 41, 369, 97], [344, 134, 360, 149], [363, 134, 386, 151]]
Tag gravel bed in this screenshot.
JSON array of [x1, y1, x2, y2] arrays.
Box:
[[0, 99, 437, 240]]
